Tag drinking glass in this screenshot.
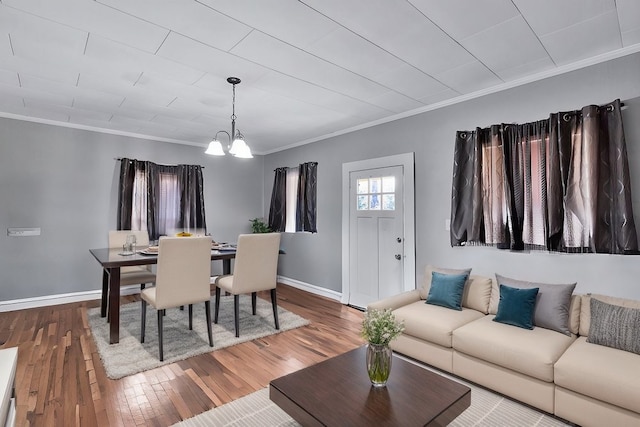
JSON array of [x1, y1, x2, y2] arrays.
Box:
[[125, 234, 136, 254]]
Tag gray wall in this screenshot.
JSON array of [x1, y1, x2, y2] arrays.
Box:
[[264, 52, 640, 300], [0, 119, 264, 301]]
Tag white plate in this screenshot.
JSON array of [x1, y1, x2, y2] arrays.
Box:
[[138, 249, 158, 256]]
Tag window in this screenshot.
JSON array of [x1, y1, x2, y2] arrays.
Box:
[[117, 159, 207, 240], [285, 167, 299, 232], [356, 176, 395, 211], [268, 162, 318, 233]]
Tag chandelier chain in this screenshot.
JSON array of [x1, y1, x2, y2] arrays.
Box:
[[231, 83, 237, 121]]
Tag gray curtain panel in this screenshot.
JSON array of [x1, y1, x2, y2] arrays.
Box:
[[268, 167, 288, 232], [178, 164, 207, 233], [450, 99, 638, 254], [117, 158, 148, 231], [296, 162, 318, 233]]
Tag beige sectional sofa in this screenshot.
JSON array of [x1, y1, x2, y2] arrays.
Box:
[[368, 267, 640, 427]]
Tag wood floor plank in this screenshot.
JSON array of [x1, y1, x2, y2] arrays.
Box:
[[1, 284, 365, 426]]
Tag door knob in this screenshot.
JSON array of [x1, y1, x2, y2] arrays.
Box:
[[395, 254, 402, 260], [396, 237, 402, 243]]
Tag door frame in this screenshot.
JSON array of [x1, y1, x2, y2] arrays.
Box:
[[341, 152, 416, 305]]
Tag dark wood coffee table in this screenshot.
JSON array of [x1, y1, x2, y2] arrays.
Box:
[[269, 346, 470, 426]]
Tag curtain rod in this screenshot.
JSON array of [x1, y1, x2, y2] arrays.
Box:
[[114, 157, 205, 168], [274, 161, 319, 172]]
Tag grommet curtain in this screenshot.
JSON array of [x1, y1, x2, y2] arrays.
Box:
[[268, 167, 288, 232], [450, 99, 638, 254], [296, 162, 318, 233], [117, 158, 207, 240]]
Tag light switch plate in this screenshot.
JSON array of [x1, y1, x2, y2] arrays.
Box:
[[7, 227, 41, 237]]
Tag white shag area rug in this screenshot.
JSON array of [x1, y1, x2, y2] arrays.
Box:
[[87, 295, 309, 379]]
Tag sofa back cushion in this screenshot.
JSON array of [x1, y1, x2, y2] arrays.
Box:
[[579, 294, 640, 337], [568, 294, 581, 335], [420, 265, 492, 314], [490, 274, 576, 336], [462, 276, 492, 314]]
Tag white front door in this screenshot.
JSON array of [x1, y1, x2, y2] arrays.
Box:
[[342, 153, 415, 309]]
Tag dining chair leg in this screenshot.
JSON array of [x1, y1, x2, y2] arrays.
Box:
[[188, 304, 193, 330], [141, 300, 147, 343], [214, 287, 221, 324], [251, 292, 257, 315], [205, 301, 213, 347], [271, 288, 280, 330], [234, 295, 240, 338], [157, 310, 164, 361]]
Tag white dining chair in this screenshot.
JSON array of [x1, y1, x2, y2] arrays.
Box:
[[214, 233, 281, 337], [105, 230, 156, 321], [140, 236, 213, 361]]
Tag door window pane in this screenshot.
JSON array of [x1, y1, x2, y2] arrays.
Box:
[[357, 179, 369, 194], [382, 194, 395, 210], [369, 178, 381, 194], [357, 195, 368, 210], [382, 176, 395, 193], [370, 194, 381, 210]]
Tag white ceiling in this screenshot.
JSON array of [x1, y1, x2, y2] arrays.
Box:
[[1, 0, 640, 155]]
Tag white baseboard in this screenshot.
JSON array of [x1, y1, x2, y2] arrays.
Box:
[[0, 279, 342, 312], [0, 286, 141, 313], [277, 275, 342, 302]]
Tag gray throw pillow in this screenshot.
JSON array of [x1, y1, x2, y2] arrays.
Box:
[[495, 274, 576, 336], [587, 298, 640, 355]]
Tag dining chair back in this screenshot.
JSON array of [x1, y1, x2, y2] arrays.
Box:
[[214, 232, 281, 337], [108, 230, 151, 274], [153, 236, 212, 309], [103, 230, 156, 322], [140, 235, 213, 360], [231, 233, 281, 293]]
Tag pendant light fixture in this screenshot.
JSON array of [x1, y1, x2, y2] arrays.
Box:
[[205, 77, 253, 158]]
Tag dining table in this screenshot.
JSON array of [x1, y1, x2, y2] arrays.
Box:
[[89, 247, 237, 344]]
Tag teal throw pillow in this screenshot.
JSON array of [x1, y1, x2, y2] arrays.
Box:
[[493, 284, 539, 329], [426, 272, 468, 311]]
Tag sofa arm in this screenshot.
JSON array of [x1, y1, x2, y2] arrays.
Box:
[[367, 289, 421, 311]]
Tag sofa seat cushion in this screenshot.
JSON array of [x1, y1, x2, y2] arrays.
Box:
[[393, 301, 484, 348], [554, 336, 640, 414], [453, 315, 575, 382]]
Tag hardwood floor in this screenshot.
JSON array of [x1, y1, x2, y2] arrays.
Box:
[[0, 284, 365, 426]]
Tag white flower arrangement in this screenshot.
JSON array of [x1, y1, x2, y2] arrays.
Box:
[[361, 308, 405, 346]]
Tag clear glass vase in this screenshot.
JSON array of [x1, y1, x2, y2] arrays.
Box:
[[366, 343, 392, 387]]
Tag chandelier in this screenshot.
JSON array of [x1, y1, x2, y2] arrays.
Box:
[[205, 77, 253, 158]]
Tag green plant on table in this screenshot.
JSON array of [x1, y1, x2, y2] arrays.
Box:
[[250, 218, 272, 233]]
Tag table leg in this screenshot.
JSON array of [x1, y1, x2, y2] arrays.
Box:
[[108, 267, 121, 344], [223, 259, 231, 275], [100, 269, 109, 317]]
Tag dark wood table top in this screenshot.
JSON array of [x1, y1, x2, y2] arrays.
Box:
[[89, 247, 237, 268], [269, 346, 470, 427]]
